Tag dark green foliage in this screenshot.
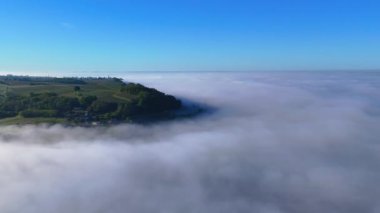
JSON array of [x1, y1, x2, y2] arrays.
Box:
[[136, 92, 181, 113], [74, 86, 81, 91], [89, 100, 118, 114], [120, 83, 150, 95], [54, 97, 81, 111], [80, 95, 97, 107], [20, 110, 58, 118], [118, 83, 182, 117], [0, 111, 17, 119], [113, 78, 124, 83], [113, 101, 139, 119]]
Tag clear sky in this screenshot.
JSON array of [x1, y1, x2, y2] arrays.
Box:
[[1, 0, 379, 73]]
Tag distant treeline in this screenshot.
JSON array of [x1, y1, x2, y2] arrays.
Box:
[[0, 75, 124, 85]]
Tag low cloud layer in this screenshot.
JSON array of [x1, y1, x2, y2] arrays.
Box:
[[0, 71, 380, 213]]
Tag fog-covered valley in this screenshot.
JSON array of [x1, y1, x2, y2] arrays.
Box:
[[1, 72, 380, 213]]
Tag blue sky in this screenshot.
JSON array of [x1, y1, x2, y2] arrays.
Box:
[[0, 0, 379, 73]]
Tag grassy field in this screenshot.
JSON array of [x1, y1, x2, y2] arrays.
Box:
[[0, 77, 132, 103], [0, 116, 68, 125]]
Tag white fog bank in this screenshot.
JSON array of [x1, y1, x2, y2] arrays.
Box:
[[0, 71, 380, 213]]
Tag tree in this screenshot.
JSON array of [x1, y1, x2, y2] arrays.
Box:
[[74, 86, 81, 92], [89, 100, 118, 114], [80, 95, 97, 107]]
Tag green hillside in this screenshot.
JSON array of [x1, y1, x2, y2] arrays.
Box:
[[0, 75, 182, 125]]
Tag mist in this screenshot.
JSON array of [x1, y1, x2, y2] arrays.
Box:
[[1, 71, 380, 213]]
